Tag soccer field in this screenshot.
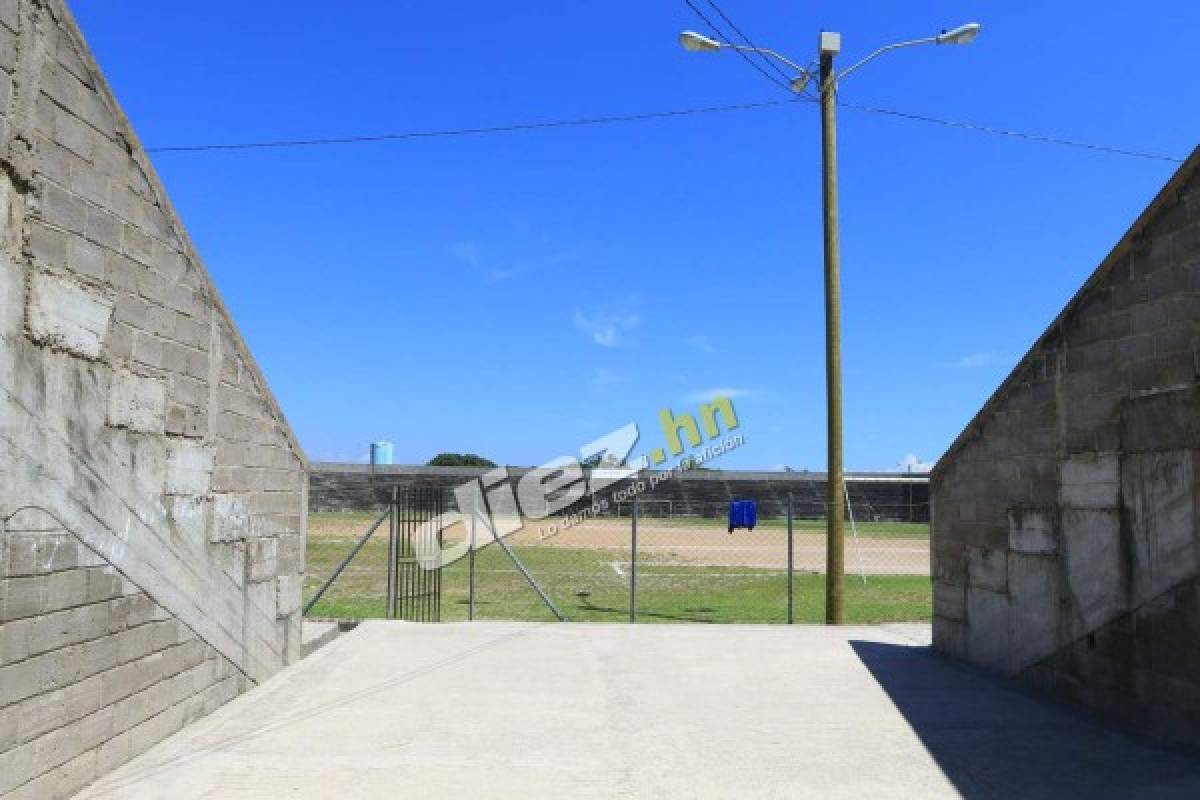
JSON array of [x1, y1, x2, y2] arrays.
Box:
[[304, 512, 932, 624]]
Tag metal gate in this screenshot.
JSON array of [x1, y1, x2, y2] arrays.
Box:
[[387, 487, 443, 621]]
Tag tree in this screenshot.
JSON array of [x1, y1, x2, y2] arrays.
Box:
[[581, 453, 626, 469], [427, 453, 497, 468]]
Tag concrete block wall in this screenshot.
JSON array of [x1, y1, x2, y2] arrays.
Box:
[[0, 511, 244, 799], [310, 463, 930, 522], [0, 0, 307, 795], [932, 146, 1200, 743]]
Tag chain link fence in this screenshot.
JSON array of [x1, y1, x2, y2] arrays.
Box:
[[303, 487, 931, 624]]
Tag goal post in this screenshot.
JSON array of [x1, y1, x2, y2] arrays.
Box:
[[616, 499, 673, 519]]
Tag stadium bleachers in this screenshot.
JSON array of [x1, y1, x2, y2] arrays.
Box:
[[309, 464, 929, 522]]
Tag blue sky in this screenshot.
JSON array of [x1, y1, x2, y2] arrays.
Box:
[[73, 1, 1197, 470]]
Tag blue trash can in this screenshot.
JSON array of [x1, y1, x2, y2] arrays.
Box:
[[727, 500, 757, 533]]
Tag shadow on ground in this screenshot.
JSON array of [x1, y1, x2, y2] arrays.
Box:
[[849, 640, 1200, 799]]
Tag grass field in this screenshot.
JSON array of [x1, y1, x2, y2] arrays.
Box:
[[306, 512, 930, 539], [304, 531, 932, 624]]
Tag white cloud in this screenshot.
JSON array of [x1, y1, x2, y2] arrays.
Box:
[[311, 447, 371, 464], [589, 367, 624, 387], [544, 249, 582, 268], [487, 266, 522, 282], [687, 335, 717, 354], [894, 453, 936, 473], [573, 309, 640, 347], [684, 387, 755, 404], [951, 352, 1003, 369], [453, 241, 579, 283], [451, 241, 522, 281], [450, 241, 481, 268]]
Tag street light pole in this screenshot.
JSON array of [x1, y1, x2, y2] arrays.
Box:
[[818, 31, 845, 625], [677, 21, 980, 626]]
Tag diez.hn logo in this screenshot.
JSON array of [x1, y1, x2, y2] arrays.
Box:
[[409, 396, 745, 569]]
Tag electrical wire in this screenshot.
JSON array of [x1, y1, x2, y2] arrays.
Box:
[[145, 98, 804, 153], [144, 96, 1187, 165], [681, 0, 792, 93], [837, 101, 1185, 164], [703, 0, 793, 84]]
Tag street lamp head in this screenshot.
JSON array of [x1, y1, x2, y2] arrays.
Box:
[[789, 72, 811, 94], [936, 22, 981, 45], [678, 30, 723, 52]]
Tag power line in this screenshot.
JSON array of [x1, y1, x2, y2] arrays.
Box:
[[144, 96, 1187, 166], [837, 101, 1185, 164], [703, 0, 794, 85], [682, 0, 792, 93], [676, 0, 1180, 165], [144, 98, 802, 153]]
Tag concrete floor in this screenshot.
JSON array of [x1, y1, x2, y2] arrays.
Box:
[[78, 622, 1200, 799]]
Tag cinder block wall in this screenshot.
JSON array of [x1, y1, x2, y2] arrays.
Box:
[[309, 463, 930, 521], [932, 146, 1200, 743], [0, 1, 307, 796]]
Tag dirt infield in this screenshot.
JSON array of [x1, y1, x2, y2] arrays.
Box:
[[523, 520, 927, 575], [309, 514, 930, 576]]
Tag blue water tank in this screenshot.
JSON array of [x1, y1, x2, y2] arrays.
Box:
[[370, 441, 394, 465]]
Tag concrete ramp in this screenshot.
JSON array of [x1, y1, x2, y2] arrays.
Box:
[[78, 623, 1200, 799]]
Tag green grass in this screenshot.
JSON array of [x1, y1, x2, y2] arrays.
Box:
[[305, 535, 931, 624], [759, 518, 928, 539], [603, 516, 928, 539], [308, 511, 385, 525]]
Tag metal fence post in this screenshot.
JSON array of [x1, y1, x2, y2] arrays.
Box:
[[845, 483, 867, 585], [787, 492, 795, 625], [303, 509, 390, 617], [468, 511, 477, 621], [630, 496, 638, 624], [492, 529, 565, 621], [386, 487, 398, 620]]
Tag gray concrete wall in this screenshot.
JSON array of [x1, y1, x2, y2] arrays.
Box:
[[0, 1, 307, 796], [932, 145, 1200, 743]]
